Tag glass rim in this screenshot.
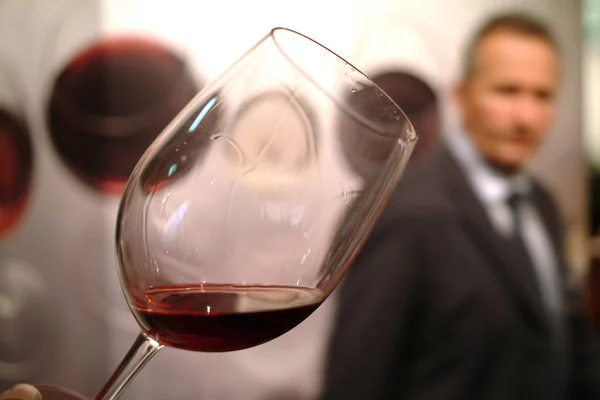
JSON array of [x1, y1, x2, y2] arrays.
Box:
[[268, 27, 418, 144]]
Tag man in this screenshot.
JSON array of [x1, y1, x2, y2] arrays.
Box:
[[323, 13, 600, 400]]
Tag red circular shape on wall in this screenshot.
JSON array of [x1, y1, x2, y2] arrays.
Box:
[[47, 36, 201, 195]]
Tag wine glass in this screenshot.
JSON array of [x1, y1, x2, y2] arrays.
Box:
[[38, 27, 417, 400]]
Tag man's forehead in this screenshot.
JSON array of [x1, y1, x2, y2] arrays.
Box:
[[472, 30, 559, 78]]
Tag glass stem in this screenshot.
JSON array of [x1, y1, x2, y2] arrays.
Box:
[[94, 332, 163, 400]]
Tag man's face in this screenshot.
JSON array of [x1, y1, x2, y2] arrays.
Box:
[[456, 30, 559, 172]]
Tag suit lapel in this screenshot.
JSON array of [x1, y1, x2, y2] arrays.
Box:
[[531, 185, 566, 274], [436, 147, 549, 332], [530, 186, 574, 313]]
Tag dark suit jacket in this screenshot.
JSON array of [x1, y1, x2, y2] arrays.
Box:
[[322, 146, 600, 400]]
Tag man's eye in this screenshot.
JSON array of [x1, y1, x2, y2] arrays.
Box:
[[534, 90, 554, 101], [493, 85, 520, 95]]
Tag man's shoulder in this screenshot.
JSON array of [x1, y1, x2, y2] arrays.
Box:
[[383, 148, 456, 221]]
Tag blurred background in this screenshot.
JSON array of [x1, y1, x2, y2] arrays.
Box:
[[0, 0, 594, 398]]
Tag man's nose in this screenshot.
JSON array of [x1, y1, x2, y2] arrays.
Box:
[[513, 96, 544, 128]]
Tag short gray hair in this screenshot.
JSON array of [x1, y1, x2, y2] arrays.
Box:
[[462, 12, 559, 79]]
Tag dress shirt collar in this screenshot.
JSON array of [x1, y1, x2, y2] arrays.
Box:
[[445, 128, 531, 208]]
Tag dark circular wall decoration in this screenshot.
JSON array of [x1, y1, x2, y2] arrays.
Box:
[[47, 36, 201, 195], [0, 60, 33, 240]]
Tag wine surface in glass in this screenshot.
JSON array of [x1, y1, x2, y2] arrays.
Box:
[[132, 285, 323, 352]]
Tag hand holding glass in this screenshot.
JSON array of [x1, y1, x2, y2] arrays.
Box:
[[35, 28, 417, 400]]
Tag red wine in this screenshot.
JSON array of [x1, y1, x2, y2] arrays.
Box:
[[0, 109, 32, 238], [47, 36, 199, 195], [132, 285, 323, 352]]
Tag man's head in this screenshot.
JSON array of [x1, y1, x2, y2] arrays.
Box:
[[455, 13, 560, 174]]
